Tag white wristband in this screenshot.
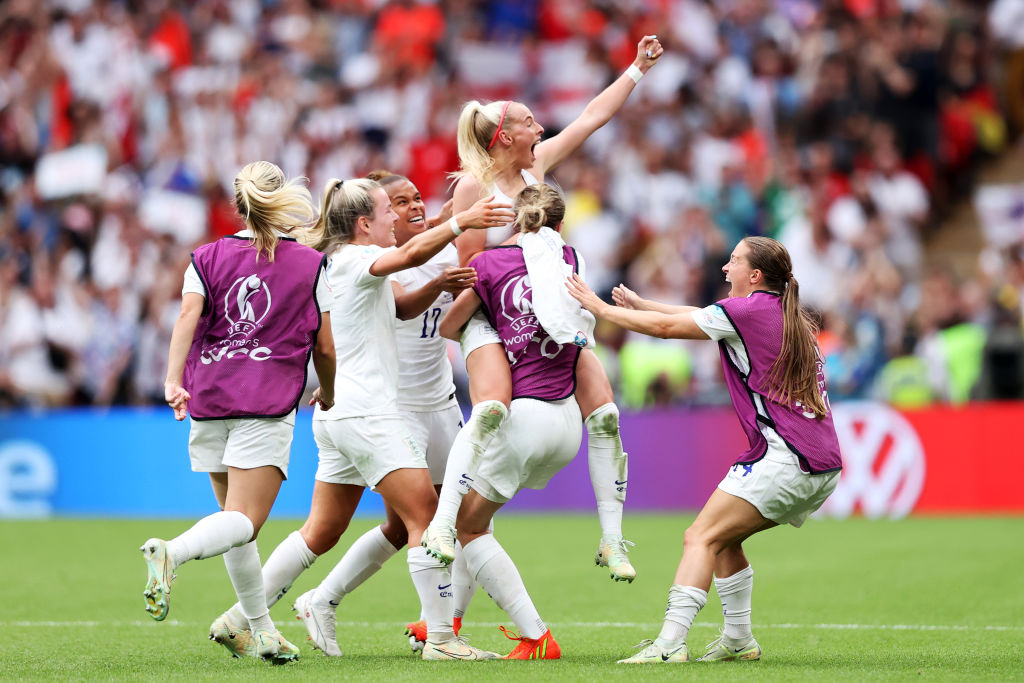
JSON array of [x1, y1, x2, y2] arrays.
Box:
[[626, 65, 644, 84], [448, 216, 462, 236]]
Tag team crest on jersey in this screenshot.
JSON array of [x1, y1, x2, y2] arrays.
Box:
[[499, 274, 536, 331], [225, 274, 272, 338]]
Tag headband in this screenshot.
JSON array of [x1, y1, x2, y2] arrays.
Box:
[[486, 101, 512, 151]]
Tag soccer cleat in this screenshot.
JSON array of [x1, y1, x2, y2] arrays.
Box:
[[616, 638, 688, 663], [294, 590, 341, 657], [697, 632, 762, 662], [140, 538, 175, 621], [421, 522, 456, 565], [253, 628, 300, 664], [422, 637, 499, 661], [595, 536, 637, 583], [500, 626, 561, 660], [406, 617, 463, 653], [209, 610, 257, 658]]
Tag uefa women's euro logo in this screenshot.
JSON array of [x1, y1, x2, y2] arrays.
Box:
[[225, 274, 272, 339]]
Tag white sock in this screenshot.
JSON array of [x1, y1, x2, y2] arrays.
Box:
[[433, 401, 508, 529], [223, 540, 273, 632], [226, 529, 318, 622], [715, 565, 754, 643], [407, 547, 454, 642], [463, 534, 545, 639], [655, 584, 708, 649], [451, 540, 478, 620], [585, 403, 626, 539], [313, 526, 398, 607], [167, 510, 253, 569]]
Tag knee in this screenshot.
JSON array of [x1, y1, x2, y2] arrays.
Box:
[[584, 402, 619, 435], [682, 524, 708, 552], [300, 519, 346, 556]]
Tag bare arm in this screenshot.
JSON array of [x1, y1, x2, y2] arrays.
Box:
[[309, 311, 335, 410], [371, 195, 513, 277], [391, 267, 477, 320], [164, 292, 204, 421], [439, 288, 483, 341], [612, 283, 697, 315], [566, 273, 709, 340], [535, 35, 663, 175], [452, 176, 490, 266]]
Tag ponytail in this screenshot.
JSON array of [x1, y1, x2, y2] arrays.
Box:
[[233, 161, 316, 262], [309, 178, 380, 255], [513, 184, 565, 233], [450, 100, 509, 191], [743, 236, 828, 418]]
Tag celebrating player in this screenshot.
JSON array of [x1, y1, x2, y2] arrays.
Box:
[[211, 178, 511, 661], [422, 35, 665, 581], [141, 161, 336, 663], [437, 183, 589, 659], [566, 236, 843, 663]]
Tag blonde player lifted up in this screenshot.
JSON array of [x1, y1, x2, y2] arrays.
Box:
[[422, 34, 665, 584], [142, 161, 336, 663], [566, 237, 843, 663]]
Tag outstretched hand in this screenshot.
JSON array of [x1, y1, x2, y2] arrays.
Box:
[[456, 195, 515, 230], [437, 266, 478, 294], [565, 273, 608, 316], [428, 198, 455, 227], [611, 283, 642, 310], [635, 35, 664, 71], [164, 382, 191, 421]]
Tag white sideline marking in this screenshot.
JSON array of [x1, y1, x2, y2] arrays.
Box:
[[4, 620, 1022, 632]]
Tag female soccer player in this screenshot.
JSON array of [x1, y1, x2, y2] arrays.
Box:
[[565, 236, 843, 663], [438, 183, 590, 659], [212, 178, 512, 661], [292, 171, 483, 655], [141, 161, 336, 663], [423, 35, 665, 581]]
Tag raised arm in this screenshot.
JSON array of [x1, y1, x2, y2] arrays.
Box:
[[566, 273, 708, 340], [370, 195, 513, 277], [535, 35, 663, 175], [612, 283, 695, 315], [164, 292, 204, 420], [439, 287, 483, 341]]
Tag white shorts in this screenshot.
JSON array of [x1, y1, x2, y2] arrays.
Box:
[[188, 410, 296, 479], [717, 449, 840, 528], [313, 415, 426, 488], [402, 401, 463, 485], [473, 397, 583, 503], [460, 311, 501, 360]]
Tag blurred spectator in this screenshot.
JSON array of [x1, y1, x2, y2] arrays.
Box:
[[0, 0, 1016, 411]]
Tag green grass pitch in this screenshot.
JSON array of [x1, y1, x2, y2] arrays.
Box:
[[1, 514, 1022, 680]]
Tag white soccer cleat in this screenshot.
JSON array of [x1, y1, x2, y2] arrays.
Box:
[[140, 538, 176, 621], [422, 637, 499, 661], [253, 628, 300, 664], [617, 639, 688, 663], [209, 610, 257, 658], [421, 522, 456, 565], [293, 589, 342, 657], [595, 536, 637, 583], [697, 632, 762, 662]]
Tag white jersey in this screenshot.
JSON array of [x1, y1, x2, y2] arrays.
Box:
[[391, 244, 458, 411], [314, 243, 400, 420], [484, 169, 539, 248]]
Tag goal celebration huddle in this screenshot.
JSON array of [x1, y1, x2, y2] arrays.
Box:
[[139, 35, 841, 664]]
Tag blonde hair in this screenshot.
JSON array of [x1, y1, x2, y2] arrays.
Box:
[[233, 161, 315, 262], [310, 178, 381, 254], [513, 184, 565, 233], [742, 236, 828, 418], [451, 100, 511, 190]]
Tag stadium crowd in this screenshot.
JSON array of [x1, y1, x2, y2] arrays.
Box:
[[1, 0, 1022, 411]]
